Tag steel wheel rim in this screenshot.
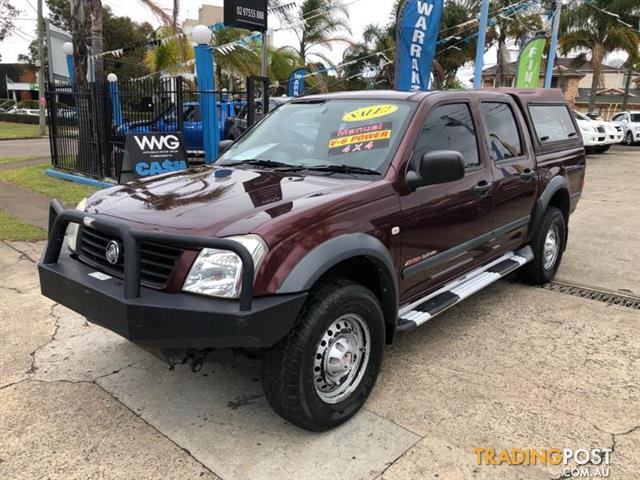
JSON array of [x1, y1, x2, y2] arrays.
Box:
[[313, 313, 371, 404], [543, 223, 560, 270]]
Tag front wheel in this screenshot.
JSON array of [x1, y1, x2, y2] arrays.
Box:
[[262, 279, 385, 431], [519, 207, 566, 285]]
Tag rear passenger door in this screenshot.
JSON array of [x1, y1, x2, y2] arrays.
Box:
[[479, 99, 538, 253]]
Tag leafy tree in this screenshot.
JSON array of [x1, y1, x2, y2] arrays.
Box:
[[22, 0, 153, 80], [0, 1, 20, 61], [560, 0, 640, 111], [280, 0, 352, 77], [489, 0, 543, 87], [143, 27, 194, 75]]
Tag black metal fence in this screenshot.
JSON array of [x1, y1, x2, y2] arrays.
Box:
[[46, 77, 248, 180]]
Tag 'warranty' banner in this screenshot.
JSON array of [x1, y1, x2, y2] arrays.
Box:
[[394, 0, 444, 91]]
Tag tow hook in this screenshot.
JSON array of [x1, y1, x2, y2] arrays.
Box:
[[186, 351, 207, 373]]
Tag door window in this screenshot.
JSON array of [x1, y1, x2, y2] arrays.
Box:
[[414, 103, 480, 169], [480, 102, 523, 161]]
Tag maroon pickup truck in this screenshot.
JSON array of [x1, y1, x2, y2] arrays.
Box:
[[39, 88, 585, 431]]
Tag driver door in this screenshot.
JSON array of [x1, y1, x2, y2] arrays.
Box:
[[398, 98, 496, 302]]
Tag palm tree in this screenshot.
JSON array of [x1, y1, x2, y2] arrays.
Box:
[[143, 27, 194, 75], [560, 0, 640, 112], [282, 0, 352, 67], [432, 0, 481, 89], [490, 0, 543, 87]]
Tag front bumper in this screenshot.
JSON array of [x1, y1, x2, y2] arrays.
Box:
[[38, 200, 307, 349]]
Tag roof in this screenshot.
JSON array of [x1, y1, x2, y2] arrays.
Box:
[[482, 57, 638, 77], [575, 88, 640, 105], [294, 90, 431, 103]]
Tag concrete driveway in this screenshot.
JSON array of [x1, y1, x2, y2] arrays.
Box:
[[1, 146, 638, 480]]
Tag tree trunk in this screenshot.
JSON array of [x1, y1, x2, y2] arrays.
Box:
[[90, 0, 103, 82], [622, 65, 633, 111], [69, 0, 88, 90], [588, 43, 604, 113], [495, 37, 508, 87]]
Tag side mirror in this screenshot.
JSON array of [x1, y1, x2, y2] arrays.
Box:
[[406, 150, 465, 190], [218, 139, 234, 157]]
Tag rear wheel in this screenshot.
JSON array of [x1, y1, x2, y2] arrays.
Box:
[[262, 279, 384, 431], [626, 131, 635, 146], [520, 207, 566, 285]]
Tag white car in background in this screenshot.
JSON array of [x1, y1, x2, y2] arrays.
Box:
[[573, 111, 623, 153], [573, 111, 605, 153], [611, 111, 640, 146]]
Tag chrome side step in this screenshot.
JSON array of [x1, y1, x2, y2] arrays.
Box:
[[397, 246, 534, 333]]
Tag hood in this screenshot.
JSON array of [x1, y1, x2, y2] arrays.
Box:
[[85, 166, 372, 238]]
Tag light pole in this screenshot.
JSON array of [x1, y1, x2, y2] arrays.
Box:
[[192, 25, 219, 164], [544, 0, 564, 88], [37, 0, 46, 136], [473, 0, 490, 89]]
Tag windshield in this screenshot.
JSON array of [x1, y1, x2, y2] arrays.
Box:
[[573, 111, 590, 121], [218, 100, 415, 175]]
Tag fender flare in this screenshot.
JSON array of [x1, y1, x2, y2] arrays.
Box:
[[528, 175, 569, 243], [277, 233, 399, 342]]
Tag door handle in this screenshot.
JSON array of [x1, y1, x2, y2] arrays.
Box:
[[520, 168, 536, 182], [472, 180, 492, 197]]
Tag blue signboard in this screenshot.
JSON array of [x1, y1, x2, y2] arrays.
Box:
[[394, 0, 444, 91], [288, 68, 306, 97]]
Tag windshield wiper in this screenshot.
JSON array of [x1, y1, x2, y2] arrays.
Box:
[[300, 164, 381, 175], [219, 159, 297, 169]]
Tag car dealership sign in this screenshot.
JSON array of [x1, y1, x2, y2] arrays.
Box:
[[224, 0, 268, 32], [124, 133, 189, 180]]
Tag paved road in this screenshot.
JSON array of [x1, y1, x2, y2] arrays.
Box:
[[0, 138, 51, 158], [1, 146, 638, 479]]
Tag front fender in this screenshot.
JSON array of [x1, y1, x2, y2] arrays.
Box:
[[277, 233, 399, 343]]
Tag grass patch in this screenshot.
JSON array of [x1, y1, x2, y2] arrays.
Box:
[[0, 121, 47, 139], [0, 155, 43, 165], [0, 210, 47, 241], [0, 163, 99, 206]]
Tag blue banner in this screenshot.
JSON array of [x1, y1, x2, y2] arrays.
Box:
[[288, 68, 306, 97], [394, 0, 444, 91]]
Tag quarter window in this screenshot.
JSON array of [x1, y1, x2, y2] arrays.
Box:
[[529, 105, 578, 143], [415, 103, 480, 169], [480, 102, 523, 161]]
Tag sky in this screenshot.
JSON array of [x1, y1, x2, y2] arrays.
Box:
[[0, 0, 626, 86]]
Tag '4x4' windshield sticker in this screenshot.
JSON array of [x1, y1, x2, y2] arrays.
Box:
[[328, 122, 392, 156]]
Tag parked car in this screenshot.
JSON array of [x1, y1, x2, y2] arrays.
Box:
[[226, 96, 292, 140], [573, 111, 623, 153], [611, 111, 640, 146], [39, 88, 585, 431], [118, 101, 240, 152]]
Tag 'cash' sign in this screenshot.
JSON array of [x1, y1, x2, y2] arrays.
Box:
[[124, 132, 189, 180]]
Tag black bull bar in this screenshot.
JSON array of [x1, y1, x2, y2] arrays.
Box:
[[43, 199, 255, 311]]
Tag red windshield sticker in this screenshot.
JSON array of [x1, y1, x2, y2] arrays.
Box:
[[328, 122, 392, 156]]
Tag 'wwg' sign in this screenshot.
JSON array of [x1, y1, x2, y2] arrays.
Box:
[[123, 132, 189, 181]]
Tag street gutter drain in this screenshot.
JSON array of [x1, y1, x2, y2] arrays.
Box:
[[541, 281, 640, 310]]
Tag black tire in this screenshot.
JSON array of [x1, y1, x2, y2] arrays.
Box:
[[625, 131, 634, 146], [520, 207, 566, 285], [262, 279, 385, 431]]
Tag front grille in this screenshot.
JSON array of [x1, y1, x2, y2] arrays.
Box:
[[77, 227, 183, 288], [597, 126, 606, 133], [615, 125, 622, 132]]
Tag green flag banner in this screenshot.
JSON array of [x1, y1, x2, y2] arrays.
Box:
[[515, 36, 547, 88]]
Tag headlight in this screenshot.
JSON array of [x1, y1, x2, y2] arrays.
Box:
[[183, 235, 268, 298], [66, 197, 87, 252]]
